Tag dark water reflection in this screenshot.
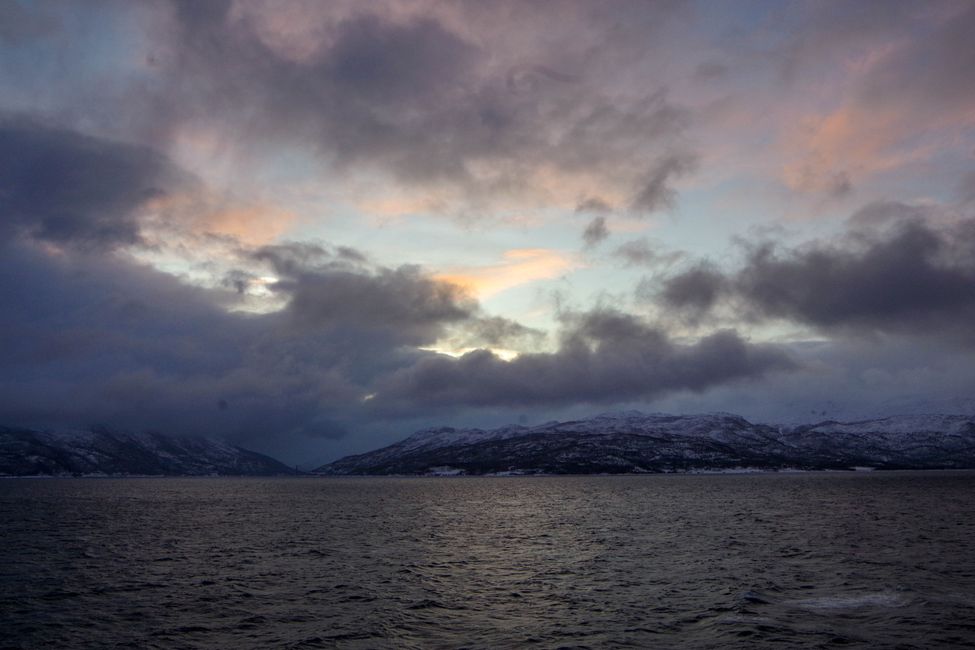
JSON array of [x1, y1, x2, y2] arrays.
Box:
[[3, 473, 975, 648]]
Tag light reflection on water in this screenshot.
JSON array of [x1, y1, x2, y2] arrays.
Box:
[[2, 472, 975, 648]]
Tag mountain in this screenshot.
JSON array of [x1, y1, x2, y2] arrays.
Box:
[[315, 411, 975, 475], [0, 426, 294, 477]]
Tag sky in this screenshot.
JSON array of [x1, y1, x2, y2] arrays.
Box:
[[2, 0, 974, 466]]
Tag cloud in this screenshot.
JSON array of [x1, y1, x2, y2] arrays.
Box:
[[125, 1, 699, 215], [0, 109, 483, 448], [658, 263, 727, 315], [6, 0, 974, 462], [0, 232, 796, 458], [775, 2, 975, 196], [630, 152, 697, 214], [781, 107, 887, 197], [436, 248, 576, 299], [853, 3, 975, 119], [0, 2, 59, 44], [0, 240, 357, 441], [0, 235, 481, 448], [958, 171, 975, 205], [734, 219, 975, 337], [369, 308, 794, 412], [848, 200, 927, 227], [450, 315, 546, 350], [693, 61, 728, 82], [322, 13, 478, 108], [660, 209, 975, 343], [0, 116, 185, 250], [248, 241, 365, 276], [650, 335, 975, 425], [582, 216, 608, 248], [275, 265, 476, 348], [575, 196, 614, 214], [147, 192, 299, 246], [0, 109, 794, 447], [614, 238, 685, 269]]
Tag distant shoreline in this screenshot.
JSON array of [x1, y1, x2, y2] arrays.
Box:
[[6, 468, 975, 480]]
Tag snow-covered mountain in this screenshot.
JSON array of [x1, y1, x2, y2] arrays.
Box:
[[316, 412, 975, 475], [0, 426, 294, 477]]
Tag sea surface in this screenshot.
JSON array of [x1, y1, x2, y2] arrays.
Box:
[[2, 472, 975, 649]]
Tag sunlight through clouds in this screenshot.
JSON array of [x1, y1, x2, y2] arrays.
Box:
[[435, 249, 579, 300]]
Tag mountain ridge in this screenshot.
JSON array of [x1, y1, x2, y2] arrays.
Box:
[[0, 426, 294, 477], [316, 412, 975, 476]]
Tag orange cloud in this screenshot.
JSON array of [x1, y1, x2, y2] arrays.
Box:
[[355, 192, 449, 218], [201, 205, 296, 246], [780, 64, 975, 198], [143, 192, 296, 246], [782, 106, 907, 196], [436, 248, 577, 299]]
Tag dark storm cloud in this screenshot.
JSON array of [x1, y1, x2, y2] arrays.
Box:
[[582, 216, 609, 248], [0, 121, 780, 446], [0, 230, 792, 452], [0, 236, 485, 447], [0, 107, 794, 441], [0, 121, 484, 445], [0, 116, 184, 249], [248, 241, 367, 277], [660, 213, 975, 342], [369, 309, 794, 412], [848, 200, 926, 227], [735, 220, 975, 335], [235, 240, 477, 348], [0, 240, 360, 442], [160, 3, 474, 179], [222, 269, 252, 295], [277, 266, 475, 347], [244, 241, 542, 352], [323, 13, 478, 107], [658, 263, 727, 314], [455, 316, 546, 350]]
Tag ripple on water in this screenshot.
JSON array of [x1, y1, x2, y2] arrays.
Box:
[[789, 591, 911, 611], [2, 472, 975, 648]]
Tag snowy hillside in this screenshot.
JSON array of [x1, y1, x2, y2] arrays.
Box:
[[0, 427, 294, 477], [316, 412, 975, 475]]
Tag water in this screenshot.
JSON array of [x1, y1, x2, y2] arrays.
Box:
[[2, 473, 975, 649]]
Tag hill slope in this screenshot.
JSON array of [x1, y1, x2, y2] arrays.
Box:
[[316, 412, 975, 475], [0, 427, 294, 477]]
